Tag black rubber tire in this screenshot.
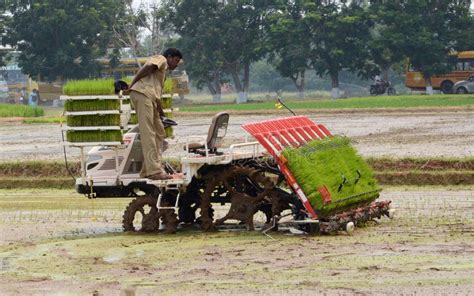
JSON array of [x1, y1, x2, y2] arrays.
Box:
[[456, 87, 468, 94], [387, 87, 396, 96], [369, 86, 377, 95], [440, 81, 454, 94]]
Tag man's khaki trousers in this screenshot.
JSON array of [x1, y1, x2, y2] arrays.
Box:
[[130, 90, 165, 178]]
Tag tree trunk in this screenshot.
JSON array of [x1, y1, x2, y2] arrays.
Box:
[[240, 63, 249, 103], [213, 75, 222, 103], [331, 72, 340, 99], [291, 73, 306, 99], [424, 73, 434, 95], [382, 67, 389, 82], [230, 67, 245, 104]]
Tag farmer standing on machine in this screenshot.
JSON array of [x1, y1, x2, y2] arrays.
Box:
[[126, 48, 183, 180]]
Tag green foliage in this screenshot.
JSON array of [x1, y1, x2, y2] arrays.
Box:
[[66, 114, 120, 127], [180, 94, 474, 112], [373, 1, 474, 82], [4, 0, 125, 81], [0, 103, 44, 117], [304, 1, 374, 93], [66, 130, 122, 143], [265, 0, 311, 94], [162, 0, 268, 99], [282, 136, 379, 217], [64, 99, 120, 112]]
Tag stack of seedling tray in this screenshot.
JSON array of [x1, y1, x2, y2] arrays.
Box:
[[61, 79, 129, 145], [282, 136, 381, 218], [62, 95, 125, 144], [62, 78, 178, 145]]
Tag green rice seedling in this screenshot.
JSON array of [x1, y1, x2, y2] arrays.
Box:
[[164, 111, 173, 138], [282, 136, 380, 217], [163, 79, 173, 94], [128, 113, 138, 124], [162, 96, 172, 109], [64, 99, 120, 112], [63, 78, 132, 96], [0, 103, 44, 117], [66, 114, 121, 126], [63, 79, 116, 96], [66, 130, 122, 143]]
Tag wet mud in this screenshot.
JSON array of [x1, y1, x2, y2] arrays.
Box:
[[0, 188, 473, 294]]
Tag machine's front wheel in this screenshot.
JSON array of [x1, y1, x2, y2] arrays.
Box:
[[122, 195, 160, 232]]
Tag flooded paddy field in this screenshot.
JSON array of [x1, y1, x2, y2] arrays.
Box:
[[0, 187, 472, 295]]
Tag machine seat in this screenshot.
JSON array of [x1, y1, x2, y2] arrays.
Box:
[[185, 112, 229, 156]]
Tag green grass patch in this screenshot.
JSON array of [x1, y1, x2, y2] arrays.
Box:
[[0, 177, 74, 189], [282, 136, 379, 217], [0, 103, 44, 117], [180, 94, 474, 112], [0, 160, 80, 177], [66, 130, 122, 142]]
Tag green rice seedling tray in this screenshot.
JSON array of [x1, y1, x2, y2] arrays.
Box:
[[64, 98, 120, 112], [282, 136, 380, 218], [66, 114, 121, 127], [164, 111, 173, 138], [129, 113, 138, 124], [66, 130, 122, 143]]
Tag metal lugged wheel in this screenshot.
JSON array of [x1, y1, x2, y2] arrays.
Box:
[[122, 194, 179, 233], [122, 195, 160, 232], [199, 165, 279, 231]]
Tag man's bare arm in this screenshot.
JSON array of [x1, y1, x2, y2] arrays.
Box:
[[129, 64, 158, 89], [156, 99, 165, 118]]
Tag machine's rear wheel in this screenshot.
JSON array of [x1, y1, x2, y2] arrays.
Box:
[[199, 165, 287, 231]]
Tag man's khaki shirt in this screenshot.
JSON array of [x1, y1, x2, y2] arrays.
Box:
[[131, 55, 168, 100]]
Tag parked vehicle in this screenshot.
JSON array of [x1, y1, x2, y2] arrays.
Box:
[[369, 79, 396, 96], [453, 76, 474, 94], [405, 51, 474, 94]]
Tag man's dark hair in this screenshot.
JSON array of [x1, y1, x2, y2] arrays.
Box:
[[163, 48, 183, 59]]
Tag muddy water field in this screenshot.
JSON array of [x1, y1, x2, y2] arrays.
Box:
[[0, 109, 473, 294], [0, 188, 472, 295]]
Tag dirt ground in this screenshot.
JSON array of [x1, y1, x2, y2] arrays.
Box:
[[0, 109, 473, 161], [0, 188, 473, 295]]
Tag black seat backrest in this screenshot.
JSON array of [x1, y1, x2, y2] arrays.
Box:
[[207, 112, 229, 151]]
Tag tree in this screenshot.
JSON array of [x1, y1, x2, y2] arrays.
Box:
[[4, 0, 124, 81], [373, 0, 474, 94], [162, 0, 271, 103], [305, 1, 375, 99], [0, 2, 7, 67], [266, 0, 311, 98]]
